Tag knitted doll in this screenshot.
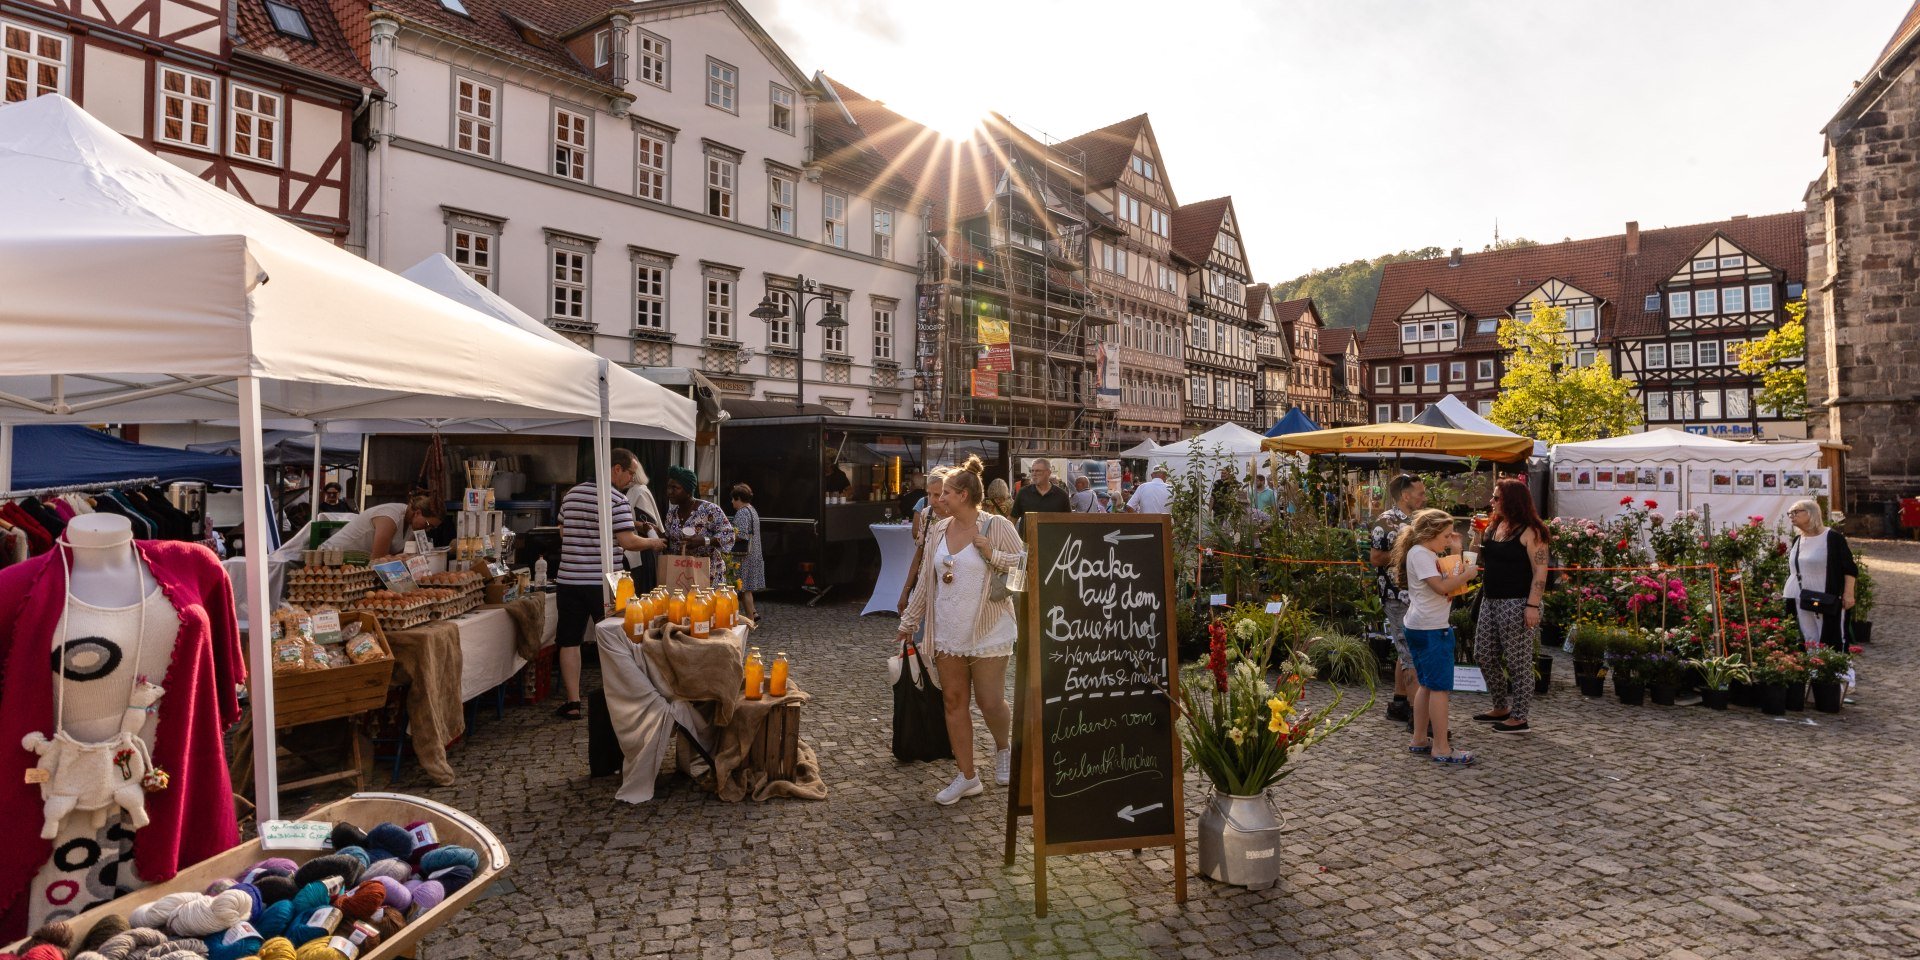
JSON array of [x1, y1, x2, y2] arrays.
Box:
[[21, 679, 165, 839]]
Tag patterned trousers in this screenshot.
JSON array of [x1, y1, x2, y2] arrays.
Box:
[[1474, 598, 1535, 720]]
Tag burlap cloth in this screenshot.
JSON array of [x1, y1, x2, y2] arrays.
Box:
[[382, 620, 465, 785], [638, 617, 827, 802], [494, 594, 548, 660]]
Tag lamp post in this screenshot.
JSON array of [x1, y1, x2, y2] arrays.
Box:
[[750, 274, 847, 411]]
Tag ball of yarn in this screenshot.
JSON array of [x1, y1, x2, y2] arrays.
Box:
[[129, 937, 206, 960], [360, 859, 412, 884], [293, 943, 348, 960], [426, 865, 473, 895], [283, 882, 339, 944], [254, 938, 297, 960], [205, 925, 262, 960], [332, 880, 386, 921], [328, 822, 369, 852], [370, 906, 406, 944], [146, 890, 252, 938], [254, 901, 295, 939], [371, 877, 410, 914], [404, 880, 445, 920], [23, 945, 65, 960], [291, 855, 360, 891], [224, 883, 264, 924], [330, 847, 371, 871], [244, 859, 298, 883], [91, 927, 167, 959], [363, 823, 414, 863], [130, 892, 199, 930], [253, 875, 297, 905], [203, 878, 236, 896], [80, 915, 130, 953], [27, 920, 72, 951], [401, 822, 439, 864], [416, 846, 478, 875]]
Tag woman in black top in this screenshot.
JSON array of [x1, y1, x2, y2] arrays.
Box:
[[1472, 478, 1551, 733]]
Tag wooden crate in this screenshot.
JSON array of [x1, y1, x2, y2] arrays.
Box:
[[274, 613, 394, 729], [747, 702, 803, 783], [3, 792, 508, 959]]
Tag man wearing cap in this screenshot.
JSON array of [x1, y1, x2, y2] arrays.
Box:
[[1126, 465, 1173, 515]]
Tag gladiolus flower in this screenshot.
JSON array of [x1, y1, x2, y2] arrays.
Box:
[[1227, 727, 1245, 745], [1269, 715, 1290, 735], [1268, 696, 1291, 718]]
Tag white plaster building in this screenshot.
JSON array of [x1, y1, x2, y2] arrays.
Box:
[[354, 0, 920, 416]]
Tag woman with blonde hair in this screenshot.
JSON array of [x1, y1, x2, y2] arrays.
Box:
[[1393, 508, 1480, 766], [897, 455, 1025, 804], [899, 467, 951, 611], [1783, 498, 1857, 648], [982, 477, 1014, 519]]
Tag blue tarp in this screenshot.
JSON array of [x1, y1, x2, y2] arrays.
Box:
[[1263, 408, 1321, 438], [8, 425, 244, 489], [186, 430, 361, 467]]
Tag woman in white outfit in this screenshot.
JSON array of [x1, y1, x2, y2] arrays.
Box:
[[316, 492, 442, 557], [1782, 498, 1858, 648], [896, 456, 1025, 805]]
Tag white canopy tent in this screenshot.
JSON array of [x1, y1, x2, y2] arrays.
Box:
[[1414, 395, 1548, 458], [1116, 438, 1160, 459], [1550, 428, 1823, 528], [0, 96, 691, 819], [1148, 422, 1271, 478]]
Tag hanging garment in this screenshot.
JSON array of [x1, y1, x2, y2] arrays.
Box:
[[0, 540, 243, 939], [19, 499, 65, 541], [0, 504, 53, 555], [99, 492, 154, 539]]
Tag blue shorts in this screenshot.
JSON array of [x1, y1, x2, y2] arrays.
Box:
[[1403, 627, 1457, 692]]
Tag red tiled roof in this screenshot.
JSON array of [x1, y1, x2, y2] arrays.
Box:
[[1878, 0, 1920, 67], [1171, 197, 1229, 266], [235, 0, 377, 88], [1320, 327, 1354, 356], [1058, 114, 1146, 187], [369, 0, 615, 88], [1271, 296, 1314, 329], [1243, 282, 1270, 326], [1612, 211, 1807, 339]]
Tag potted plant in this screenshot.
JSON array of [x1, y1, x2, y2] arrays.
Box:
[[1851, 563, 1875, 644], [1177, 612, 1372, 890], [1805, 645, 1856, 713], [1571, 624, 1610, 697], [1605, 630, 1648, 706], [1643, 648, 1684, 706], [1750, 645, 1806, 716], [1533, 635, 1554, 696], [1541, 586, 1577, 651], [1687, 654, 1749, 710]]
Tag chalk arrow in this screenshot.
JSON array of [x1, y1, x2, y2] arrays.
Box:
[[1103, 530, 1154, 545], [1116, 802, 1164, 822]]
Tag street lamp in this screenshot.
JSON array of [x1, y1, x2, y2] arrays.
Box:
[[750, 274, 847, 410]]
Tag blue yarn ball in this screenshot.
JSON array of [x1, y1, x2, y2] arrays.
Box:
[[333, 846, 372, 869], [255, 900, 295, 938], [281, 880, 338, 942], [427, 864, 474, 894], [206, 926, 263, 960], [417, 846, 479, 875], [364, 823, 415, 861]]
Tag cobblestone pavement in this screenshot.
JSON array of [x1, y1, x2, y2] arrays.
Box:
[[355, 541, 1920, 959]]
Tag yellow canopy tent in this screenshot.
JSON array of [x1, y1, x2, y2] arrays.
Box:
[[1262, 423, 1534, 464]]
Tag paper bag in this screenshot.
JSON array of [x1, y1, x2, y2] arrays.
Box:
[[657, 553, 711, 591]]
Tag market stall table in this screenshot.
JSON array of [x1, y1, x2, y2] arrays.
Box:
[[862, 521, 915, 616], [384, 593, 555, 784]]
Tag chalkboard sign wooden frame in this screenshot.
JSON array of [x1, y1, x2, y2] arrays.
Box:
[[1009, 513, 1185, 916]]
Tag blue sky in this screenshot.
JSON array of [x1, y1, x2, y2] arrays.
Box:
[[761, 0, 1907, 280]]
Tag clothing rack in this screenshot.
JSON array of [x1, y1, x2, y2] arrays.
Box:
[[0, 476, 161, 500]]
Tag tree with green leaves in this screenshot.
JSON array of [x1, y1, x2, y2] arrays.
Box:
[[1487, 300, 1642, 444], [1734, 298, 1808, 419], [1270, 247, 1445, 330]]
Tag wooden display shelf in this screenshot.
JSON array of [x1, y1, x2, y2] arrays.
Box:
[[273, 612, 393, 728]]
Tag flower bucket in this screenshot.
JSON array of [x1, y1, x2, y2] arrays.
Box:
[[1759, 683, 1789, 716], [1197, 791, 1283, 890], [1614, 675, 1644, 706], [1700, 688, 1730, 710], [1785, 682, 1806, 711], [1854, 621, 1873, 644], [1533, 654, 1554, 696], [1811, 680, 1842, 713], [1649, 682, 1677, 706]]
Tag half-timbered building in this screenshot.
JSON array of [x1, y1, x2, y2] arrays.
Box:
[[1320, 327, 1366, 427], [1276, 297, 1331, 428], [1174, 196, 1258, 431], [1248, 282, 1291, 429], [1, 0, 374, 243]]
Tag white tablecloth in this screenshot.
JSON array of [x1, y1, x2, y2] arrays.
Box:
[[451, 592, 557, 702], [596, 618, 749, 804], [862, 522, 916, 616]]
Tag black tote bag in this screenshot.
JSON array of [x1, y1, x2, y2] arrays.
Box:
[[891, 638, 952, 763]]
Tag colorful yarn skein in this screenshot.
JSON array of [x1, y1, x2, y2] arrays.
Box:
[[254, 876, 298, 906], [402, 878, 444, 921], [362, 823, 414, 863], [332, 880, 386, 922], [253, 937, 297, 960], [78, 915, 130, 953], [291, 855, 361, 891], [360, 859, 412, 883], [204, 922, 262, 960], [416, 847, 478, 875], [128, 890, 253, 937]]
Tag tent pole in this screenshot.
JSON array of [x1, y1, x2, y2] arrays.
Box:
[[0, 423, 12, 492], [311, 428, 325, 513], [595, 361, 615, 607], [237, 376, 280, 822]]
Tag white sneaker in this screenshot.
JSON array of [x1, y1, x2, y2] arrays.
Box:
[[935, 773, 984, 805], [994, 748, 1011, 786]]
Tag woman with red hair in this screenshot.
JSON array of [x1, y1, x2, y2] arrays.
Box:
[[1472, 477, 1550, 733]]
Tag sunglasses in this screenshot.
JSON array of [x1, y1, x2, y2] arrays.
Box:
[[941, 555, 955, 585]]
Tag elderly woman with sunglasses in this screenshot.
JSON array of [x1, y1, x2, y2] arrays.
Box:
[[1783, 498, 1858, 648]]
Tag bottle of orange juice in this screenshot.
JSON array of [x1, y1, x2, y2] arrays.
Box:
[[689, 591, 713, 638], [769, 651, 789, 697], [667, 589, 687, 626], [743, 651, 764, 700], [714, 587, 735, 629], [623, 595, 647, 640], [612, 573, 635, 613]]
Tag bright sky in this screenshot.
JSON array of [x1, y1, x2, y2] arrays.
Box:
[[759, 0, 1907, 281]]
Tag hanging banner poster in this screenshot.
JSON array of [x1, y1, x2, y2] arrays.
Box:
[[971, 369, 1000, 399], [1095, 343, 1121, 410]]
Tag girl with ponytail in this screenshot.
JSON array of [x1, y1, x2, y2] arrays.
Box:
[[1393, 508, 1480, 766]]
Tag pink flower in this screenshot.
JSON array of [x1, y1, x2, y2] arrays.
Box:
[[1748, 515, 1765, 527]]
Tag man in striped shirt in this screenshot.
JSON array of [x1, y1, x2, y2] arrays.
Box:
[[554, 448, 663, 720]]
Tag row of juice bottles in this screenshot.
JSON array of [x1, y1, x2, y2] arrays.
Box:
[[616, 580, 741, 639], [743, 646, 789, 700]]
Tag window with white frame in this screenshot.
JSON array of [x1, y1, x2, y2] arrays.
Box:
[[873, 303, 895, 360], [1699, 390, 1723, 420], [1477, 358, 1495, 380], [873, 206, 894, 259], [552, 106, 589, 181], [1398, 403, 1414, 420], [1722, 285, 1745, 314], [158, 66, 218, 150], [822, 295, 848, 354], [1401, 324, 1417, 343], [769, 84, 794, 133], [635, 128, 668, 201], [1476, 400, 1494, 416], [593, 30, 611, 67], [1572, 305, 1596, 331], [1669, 291, 1692, 318], [768, 172, 795, 235], [1131, 155, 1155, 180], [1574, 348, 1596, 367], [1675, 390, 1697, 420], [1648, 391, 1670, 420], [1693, 288, 1717, 316], [1117, 192, 1140, 225], [1375, 404, 1391, 422], [3, 19, 68, 104], [705, 275, 735, 339], [1149, 208, 1169, 238], [1750, 284, 1774, 311], [763, 288, 795, 347], [1423, 362, 1439, 383], [1439, 319, 1457, 339], [445, 210, 501, 290], [1374, 366, 1390, 387], [1692, 258, 1716, 272], [264, 0, 313, 39], [1399, 365, 1414, 385], [632, 255, 668, 332], [228, 85, 282, 164], [453, 76, 497, 157], [1189, 374, 1205, 406], [548, 238, 590, 323], [706, 155, 735, 218], [1449, 361, 1465, 381], [823, 192, 847, 248], [1214, 378, 1229, 409], [1699, 340, 1722, 367], [1671, 341, 1694, 367], [1718, 255, 1744, 269], [1644, 294, 1661, 311], [1101, 243, 1128, 276], [638, 31, 668, 87], [1727, 387, 1752, 419], [706, 58, 737, 113], [1645, 342, 1666, 368], [1477, 318, 1498, 334]]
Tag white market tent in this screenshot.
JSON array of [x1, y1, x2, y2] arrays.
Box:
[[1149, 422, 1271, 478], [1412, 395, 1548, 458], [0, 96, 692, 819], [1550, 428, 1824, 528], [1116, 437, 1160, 459]]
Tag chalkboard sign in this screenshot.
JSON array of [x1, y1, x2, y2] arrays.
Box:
[[1014, 513, 1184, 912]]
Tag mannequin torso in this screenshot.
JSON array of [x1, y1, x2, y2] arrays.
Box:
[[64, 515, 144, 608]]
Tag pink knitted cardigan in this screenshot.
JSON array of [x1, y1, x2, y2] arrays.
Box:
[[0, 540, 244, 938]]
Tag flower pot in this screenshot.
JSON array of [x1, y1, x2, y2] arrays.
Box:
[[1614, 675, 1645, 706], [1368, 635, 1395, 678], [1730, 681, 1757, 708], [1785, 683, 1806, 712], [1811, 680, 1842, 713], [1543, 623, 1566, 650], [1759, 683, 1789, 716], [1853, 620, 1873, 644], [1649, 681, 1677, 706], [1533, 654, 1554, 696], [1197, 791, 1283, 890], [1700, 688, 1730, 710]]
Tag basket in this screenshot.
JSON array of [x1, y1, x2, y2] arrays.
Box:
[[3, 792, 508, 958], [273, 613, 395, 729]]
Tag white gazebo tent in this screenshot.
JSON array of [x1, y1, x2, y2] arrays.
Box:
[[1148, 422, 1271, 478], [0, 96, 692, 818], [1116, 437, 1160, 459], [1550, 428, 1823, 528]]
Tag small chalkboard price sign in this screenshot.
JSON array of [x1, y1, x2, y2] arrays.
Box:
[[1008, 513, 1184, 915]]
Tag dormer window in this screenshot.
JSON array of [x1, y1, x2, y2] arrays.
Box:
[[263, 1, 313, 40], [439, 0, 470, 15]]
